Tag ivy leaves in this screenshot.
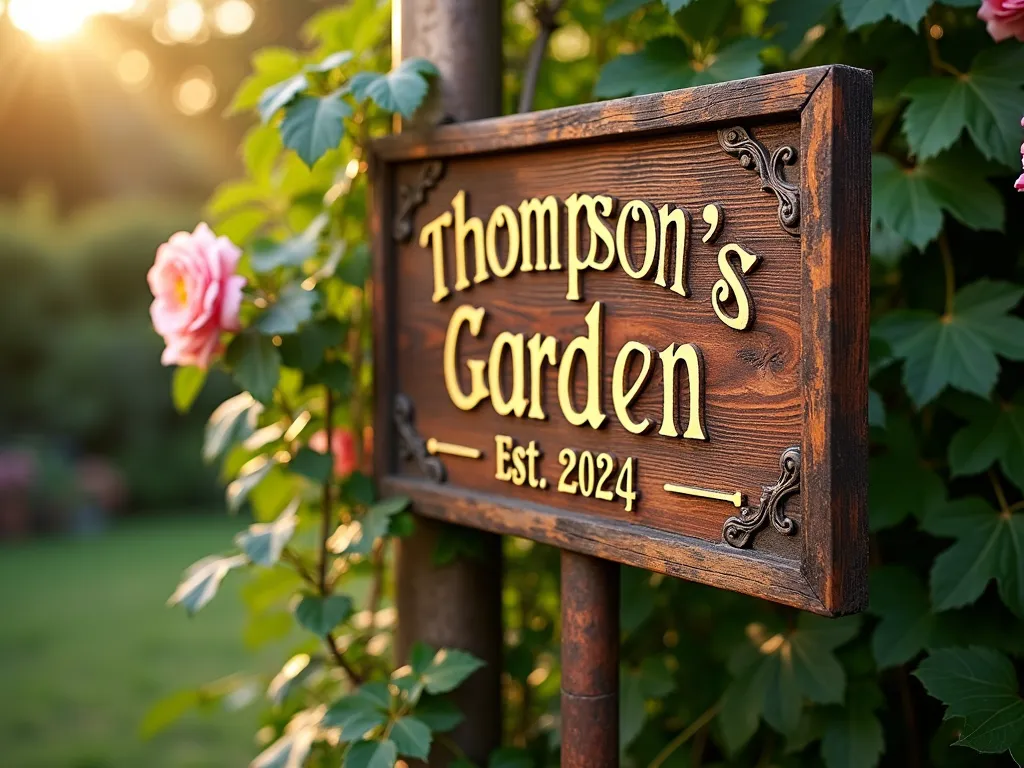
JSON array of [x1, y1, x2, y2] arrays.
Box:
[[923, 497, 1024, 616], [871, 152, 1004, 251], [875, 281, 1024, 407], [349, 58, 439, 118], [950, 399, 1024, 492], [719, 615, 862, 756], [916, 647, 1024, 762], [253, 52, 436, 167], [596, 37, 765, 97], [904, 47, 1024, 167]]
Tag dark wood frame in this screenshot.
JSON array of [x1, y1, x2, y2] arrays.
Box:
[[370, 65, 871, 616]]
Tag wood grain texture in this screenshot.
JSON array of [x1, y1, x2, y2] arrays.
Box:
[[371, 65, 871, 616], [374, 68, 830, 161]]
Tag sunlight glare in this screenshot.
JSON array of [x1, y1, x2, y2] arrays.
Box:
[[116, 49, 151, 90], [8, 0, 89, 42], [213, 0, 254, 36], [165, 0, 205, 43], [7, 0, 143, 42], [174, 67, 217, 115]]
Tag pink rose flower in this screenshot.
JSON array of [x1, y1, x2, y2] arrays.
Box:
[[979, 0, 1024, 41], [309, 428, 358, 478], [148, 223, 246, 370], [1016, 172, 1024, 191]]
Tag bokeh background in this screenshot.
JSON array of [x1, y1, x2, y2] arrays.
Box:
[[0, 2, 319, 765]]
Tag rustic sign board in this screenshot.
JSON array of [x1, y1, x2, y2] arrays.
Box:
[[371, 65, 871, 616]]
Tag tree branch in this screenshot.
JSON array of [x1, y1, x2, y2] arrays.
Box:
[[519, 0, 566, 114]]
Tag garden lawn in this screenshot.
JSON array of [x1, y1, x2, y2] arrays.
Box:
[[0, 514, 284, 768]]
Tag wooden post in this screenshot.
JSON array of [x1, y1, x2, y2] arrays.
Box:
[[392, 2, 503, 766], [561, 551, 619, 768]]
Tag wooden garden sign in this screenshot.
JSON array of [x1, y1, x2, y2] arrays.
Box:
[[371, 65, 872, 617]]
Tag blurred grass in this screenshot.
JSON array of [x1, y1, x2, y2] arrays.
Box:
[[0, 514, 280, 768]]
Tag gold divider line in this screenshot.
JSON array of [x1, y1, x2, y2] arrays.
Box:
[[664, 483, 744, 508], [426, 438, 482, 460]]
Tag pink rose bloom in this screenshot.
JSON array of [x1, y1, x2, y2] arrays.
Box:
[[148, 223, 246, 370], [1016, 172, 1024, 191], [309, 428, 358, 478], [979, 0, 1024, 41]]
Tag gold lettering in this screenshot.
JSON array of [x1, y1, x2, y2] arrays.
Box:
[[656, 204, 690, 297], [485, 204, 521, 278], [419, 211, 452, 303], [711, 243, 761, 331], [495, 435, 513, 481], [518, 196, 561, 271], [488, 332, 528, 417], [452, 190, 488, 290], [659, 343, 706, 440], [565, 194, 616, 301], [612, 341, 655, 434], [616, 200, 657, 280], [557, 301, 606, 429], [443, 305, 489, 411], [526, 332, 559, 421]]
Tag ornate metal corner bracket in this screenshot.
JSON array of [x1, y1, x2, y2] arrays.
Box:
[[393, 160, 446, 243], [718, 126, 800, 236], [722, 446, 801, 548], [394, 394, 446, 483]]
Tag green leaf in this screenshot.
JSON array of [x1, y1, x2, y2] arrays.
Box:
[[255, 283, 318, 335], [290, 447, 334, 483], [294, 593, 354, 635], [663, 0, 695, 10], [595, 36, 691, 97], [350, 57, 438, 118], [620, 670, 649, 748], [279, 318, 347, 373], [235, 501, 298, 567], [344, 496, 411, 555], [875, 280, 1024, 406], [268, 654, 321, 705], [820, 681, 885, 768], [841, 0, 929, 29], [280, 93, 352, 167], [338, 242, 372, 286], [719, 615, 860, 748], [904, 48, 1024, 167], [924, 497, 1024, 616], [595, 36, 763, 98], [258, 74, 308, 122], [421, 649, 486, 694], [949, 399, 1024, 492], [227, 456, 278, 513], [250, 214, 327, 273], [869, 566, 935, 668], [168, 554, 247, 615], [413, 696, 464, 732], [345, 739, 398, 768], [172, 366, 206, 414], [140, 689, 201, 739], [226, 331, 281, 405], [310, 50, 354, 73], [916, 647, 1024, 755], [871, 153, 1004, 251], [323, 695, 389, 740], [342, 472, 377, 506], [765, 0, 837, 50], [868, 389, 885, 428], [251, 713, 319, 768], [605, 0, 652, 20], [390, 716, 432, 759]]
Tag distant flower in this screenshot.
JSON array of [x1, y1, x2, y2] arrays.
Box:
[[309, 428, 358, 479], [979, 0, 1024, 41], [148, 223, 246, 370]]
